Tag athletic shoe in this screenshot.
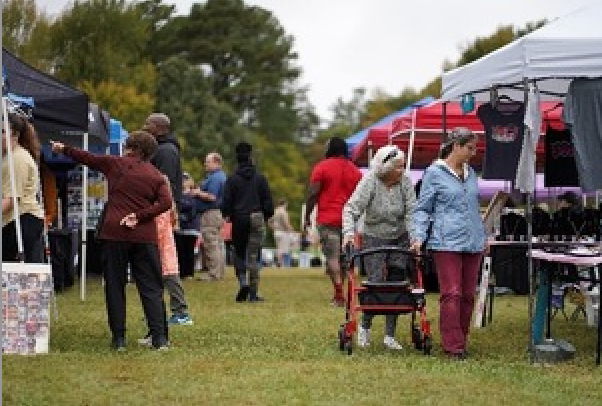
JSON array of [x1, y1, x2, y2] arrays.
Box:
[[168, 314, 194, 325], [383, 336, 403, 350], [137, 334, 152, 347], [152, 336, 169, 351], [330, 297, 345, 307], [249, 295, 265, 303], [357, 326, 371, 347], [111, 336, 126, 352]]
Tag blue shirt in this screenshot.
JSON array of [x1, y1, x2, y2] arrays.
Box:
[[195, 169, 227, 214]]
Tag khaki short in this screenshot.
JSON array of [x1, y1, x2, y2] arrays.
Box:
[[317, 225, 342, 261]]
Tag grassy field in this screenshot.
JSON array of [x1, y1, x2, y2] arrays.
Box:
[[2, 267, 601, 406]]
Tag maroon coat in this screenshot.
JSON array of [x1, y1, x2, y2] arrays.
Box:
[[63, 146, 171, 244]]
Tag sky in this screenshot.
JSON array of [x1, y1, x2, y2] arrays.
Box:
[[33, 0, 596, 119]]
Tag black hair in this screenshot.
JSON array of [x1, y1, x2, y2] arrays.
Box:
[[324, 137, 348, 159], [235, 141, 252, 163]]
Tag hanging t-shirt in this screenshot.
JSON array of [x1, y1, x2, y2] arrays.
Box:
[[477, 101, 525, 180], [544, 127, 579, 187], [563, 78, 602, 192]]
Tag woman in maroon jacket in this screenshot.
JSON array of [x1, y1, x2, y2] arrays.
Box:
[[51, 130, 171, 351]]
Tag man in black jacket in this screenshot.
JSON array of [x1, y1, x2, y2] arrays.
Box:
[[144, 113, 183, 214], [221, 142, 274, 302]]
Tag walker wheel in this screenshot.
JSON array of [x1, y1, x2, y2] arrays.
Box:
[[412, 327, 423, 350], [344, 340, 353, 355], [338, 327, 345, 351], [423, 336, 433, 355]]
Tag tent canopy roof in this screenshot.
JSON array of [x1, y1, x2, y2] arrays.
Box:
[[346, 97, 435, 152], [351, 100, 564, 169], [441, 2, 602, 102], [2, 47, 97, 146]]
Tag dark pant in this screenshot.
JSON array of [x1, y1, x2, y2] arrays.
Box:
[[101, 240, 167, 342], [432, 251, 482, 354], [2, 214, 44, 263], [231, 212, 265, 296]]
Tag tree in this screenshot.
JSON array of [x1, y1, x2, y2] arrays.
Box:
[[329, 87, 366, 131], [157, 0, 303, 142], [79, 79, 155, 132], [1, 0, 54, 70], [153, 55, 251, 179], [48, 0, 151, 87]]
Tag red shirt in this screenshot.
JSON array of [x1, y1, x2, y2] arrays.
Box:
[[310, 157, 362, 227]]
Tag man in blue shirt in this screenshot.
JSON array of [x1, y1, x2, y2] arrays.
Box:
[[193, 152, 227, 281]]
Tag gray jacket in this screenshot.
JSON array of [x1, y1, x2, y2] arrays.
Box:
[[342, 170, 416, 240]]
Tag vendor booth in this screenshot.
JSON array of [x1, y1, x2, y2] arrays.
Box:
[[346, 97, 434, 158], [440, 2, 602, 364], [351, 99, 565, 170]]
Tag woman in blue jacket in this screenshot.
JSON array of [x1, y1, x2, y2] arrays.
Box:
[[410, 127, 487, 360]]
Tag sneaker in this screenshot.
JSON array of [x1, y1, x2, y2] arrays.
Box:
[[168, 314, 194, 325], [249, 295, 265, 303], [330, 297, 345, 307], [383, 336, 403, 350], [137, 334, 152, 347], [152, 336, 170, 351], [357, 326, 371, 347], [111, 336, 126, 352]]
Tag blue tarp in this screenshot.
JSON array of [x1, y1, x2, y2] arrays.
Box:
[[345, 96, 435, 153], [109, 119, 128, 156]]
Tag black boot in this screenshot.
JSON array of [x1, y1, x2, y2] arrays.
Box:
[[236, 286, 250, 302], [248, 287, 265, 303]]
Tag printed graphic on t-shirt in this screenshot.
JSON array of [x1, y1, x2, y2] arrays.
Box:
[[477, 102, 525, 180], [544, 127, 579, 187]]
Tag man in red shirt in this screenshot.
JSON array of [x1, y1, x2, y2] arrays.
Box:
[[304, 137, 362, 306]]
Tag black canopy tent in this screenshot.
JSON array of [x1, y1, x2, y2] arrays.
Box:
[[2, 47, 107, 146]]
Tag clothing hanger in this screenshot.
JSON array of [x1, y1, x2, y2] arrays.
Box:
[[497, 94, 515, 102]]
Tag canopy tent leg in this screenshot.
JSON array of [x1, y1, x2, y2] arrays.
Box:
[[80, 133, 89, 301]]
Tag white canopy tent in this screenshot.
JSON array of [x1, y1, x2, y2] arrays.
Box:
[[440, 1, 602, 364], [441, 1, 602, 103]]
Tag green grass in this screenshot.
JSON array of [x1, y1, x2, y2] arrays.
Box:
[[2, 268, 601, 406]]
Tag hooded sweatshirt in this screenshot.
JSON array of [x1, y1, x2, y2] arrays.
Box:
[[151, 133, 182, 210], [221, 162, 274, 221]]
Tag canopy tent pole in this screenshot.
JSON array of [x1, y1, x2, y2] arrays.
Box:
[[442, 102, 448, 140], [523, 79, 537, 364], [80, 132, 89, 301], [2, 97, 25, 260], [405, 108, 417, 172]]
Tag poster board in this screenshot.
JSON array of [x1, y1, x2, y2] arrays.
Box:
[[482, 191, 510, 236], [2, 263, 52, 355], [66, 166, 107, 229]]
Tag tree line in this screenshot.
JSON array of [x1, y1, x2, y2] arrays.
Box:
[[2, 0, 544, 229]]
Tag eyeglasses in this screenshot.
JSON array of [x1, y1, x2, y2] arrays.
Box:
[[382, 149, 398, 164]]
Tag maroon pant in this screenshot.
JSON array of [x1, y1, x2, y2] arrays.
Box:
[[432, 251, 483, 354]]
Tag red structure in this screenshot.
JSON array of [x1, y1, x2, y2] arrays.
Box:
[[351, 100, 564, 169]]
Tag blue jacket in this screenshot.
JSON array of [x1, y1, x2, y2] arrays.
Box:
[[413, 160, 486, 253]]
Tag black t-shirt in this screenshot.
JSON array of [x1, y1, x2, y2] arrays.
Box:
[[477, 102, 525, 180], [544, 127, 579, 187]]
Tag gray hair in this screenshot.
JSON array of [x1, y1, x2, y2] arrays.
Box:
[[370, 145, 405, 178], [440, 127, 476, 159], [147, 112, 171, 127]]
